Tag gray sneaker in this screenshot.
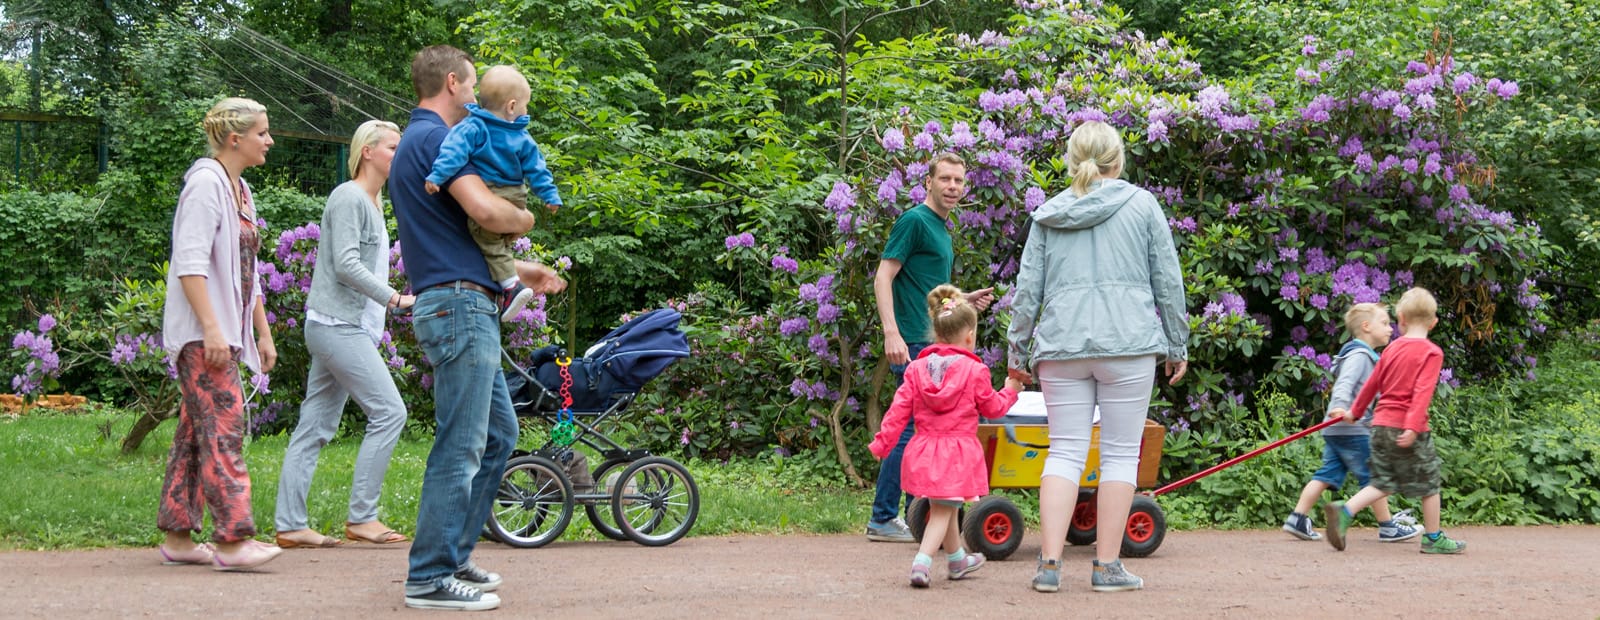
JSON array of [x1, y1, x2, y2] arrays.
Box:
[[454, 561, 503, 592], [865, 518, 914, 542], [1091, 559, 1144, 592], [405, 577, 501, 611], [1283, 512, 1322, 541], [1032, 558, 1062, 593]]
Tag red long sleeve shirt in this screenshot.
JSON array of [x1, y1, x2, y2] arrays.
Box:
[[1347, 336, 1444, 433]]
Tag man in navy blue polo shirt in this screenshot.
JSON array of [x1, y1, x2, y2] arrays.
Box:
[[391, 45, 565, 612]]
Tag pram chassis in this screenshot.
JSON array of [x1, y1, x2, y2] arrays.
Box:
[[487, 349, 700, 548]]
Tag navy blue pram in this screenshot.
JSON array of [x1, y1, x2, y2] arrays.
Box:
[[490, 308, 699, 549], [506, 307, 690, 412]]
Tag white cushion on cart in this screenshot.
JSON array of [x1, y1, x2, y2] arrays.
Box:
[[994, 390, 1100, 426]]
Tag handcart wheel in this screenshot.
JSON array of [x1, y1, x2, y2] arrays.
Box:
[[907, 497, 965, 544], [611, 456, 699, 546], [489, 455, 574, 548], [583, 458, 631, 541], [1119, 494, 1166, 558], [961, 496, 1024, 561], [1066, 489, 1097, 546]]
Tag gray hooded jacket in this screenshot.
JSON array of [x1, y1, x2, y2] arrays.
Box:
[[1005, 179, 1189, 371]]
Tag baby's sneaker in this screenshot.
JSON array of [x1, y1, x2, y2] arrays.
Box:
[[947, 552, 985, 580], [499, 284, 534, 322]]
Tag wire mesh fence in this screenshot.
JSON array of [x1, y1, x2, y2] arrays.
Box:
[[0, 111, 103, 193]]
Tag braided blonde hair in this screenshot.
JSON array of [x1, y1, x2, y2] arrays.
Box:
[[202, 97, 268, 157]]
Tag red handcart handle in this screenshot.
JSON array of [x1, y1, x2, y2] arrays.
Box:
[[1146, 415, 1344, 497]]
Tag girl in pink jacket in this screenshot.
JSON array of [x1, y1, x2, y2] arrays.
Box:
[[870, 284, 1023, 588]]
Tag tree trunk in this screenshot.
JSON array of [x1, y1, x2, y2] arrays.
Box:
[[827, 336, 866, 487], [120, 404, 176, 454], [864, 356, 889, 434]]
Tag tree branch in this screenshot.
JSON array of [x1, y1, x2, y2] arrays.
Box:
[[847, 0, 936, 40]]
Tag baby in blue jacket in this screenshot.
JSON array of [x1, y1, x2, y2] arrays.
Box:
[[425, 64, 564, 322]]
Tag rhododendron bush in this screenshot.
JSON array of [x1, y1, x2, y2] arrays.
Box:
[[667, 0, 1550, 478]]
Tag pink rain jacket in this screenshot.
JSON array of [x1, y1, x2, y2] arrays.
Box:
[[869, 345, 1018, 499]]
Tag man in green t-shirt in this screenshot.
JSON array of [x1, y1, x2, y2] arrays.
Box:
[[866, 152, 995, 542]]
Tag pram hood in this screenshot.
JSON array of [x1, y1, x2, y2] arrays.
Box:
[[581, 308, 691, 389], [513, 308, 690, 411]]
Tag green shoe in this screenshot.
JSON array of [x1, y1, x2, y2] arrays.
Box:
[[1322, 501, 1352, 551], [1421, 532, 1467, 554]]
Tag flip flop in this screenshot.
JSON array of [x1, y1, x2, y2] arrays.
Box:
[[275, 532, 342, 549], [344, 525, 408, 544]]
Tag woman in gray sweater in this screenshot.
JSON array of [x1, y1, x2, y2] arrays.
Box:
[[275, 120, 415, 548], [1005, 121, 1189, 593]]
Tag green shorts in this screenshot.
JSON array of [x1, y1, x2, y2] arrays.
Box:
[[1368, 426, 1442, 498]]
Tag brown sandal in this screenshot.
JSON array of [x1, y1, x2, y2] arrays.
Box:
[[274, 531, 342, 549], [344, 524, 408, 544]]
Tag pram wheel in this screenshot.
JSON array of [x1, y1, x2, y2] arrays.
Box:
[[490, 455, 574, 548], [584, 458, 632, 541], [610, 456, 700, 546]]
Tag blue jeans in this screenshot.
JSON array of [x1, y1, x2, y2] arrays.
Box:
[[405, 286, 519, 591], [871, 342, 925, 525], [1311, 434, 1373, 490]]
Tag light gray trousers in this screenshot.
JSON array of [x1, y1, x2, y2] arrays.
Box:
[[274, 321, 406, 531], [1037, 355, 1157, 486]]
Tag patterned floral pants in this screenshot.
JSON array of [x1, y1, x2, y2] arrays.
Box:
[[157, 342, 257, 542]]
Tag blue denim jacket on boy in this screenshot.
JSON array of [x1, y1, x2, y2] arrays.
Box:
[[425, 103, 563, 207]]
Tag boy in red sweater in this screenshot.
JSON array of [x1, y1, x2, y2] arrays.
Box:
[[1323, 287, 1464, 554]]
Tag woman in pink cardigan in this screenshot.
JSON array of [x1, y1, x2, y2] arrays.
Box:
[[870, 284, 1022, 588], [155, 97, 282, 571]]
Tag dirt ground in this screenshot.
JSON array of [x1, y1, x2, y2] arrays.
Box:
[[6, 525, 1599, 618]]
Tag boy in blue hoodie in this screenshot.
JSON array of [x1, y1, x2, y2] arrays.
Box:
[[424, 64, 563, 322], [1281, 302, 1420, 543]]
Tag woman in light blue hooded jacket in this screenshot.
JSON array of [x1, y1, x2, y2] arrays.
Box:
[[1005, 121, 1189, 594]]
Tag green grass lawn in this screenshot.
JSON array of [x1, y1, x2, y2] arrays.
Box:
[[0, 406, 874, 550]]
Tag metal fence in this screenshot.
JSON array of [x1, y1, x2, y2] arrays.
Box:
[[0, 110, 349, 197], [0, 111, 104, 192]]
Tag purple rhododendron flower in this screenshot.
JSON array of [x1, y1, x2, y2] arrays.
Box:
[[824, 181, 856, 213], [880, 128, 905, 152], [770, 256, 798, 273], [816, 303, 840, 324], [1024, 187, 1047, 211], [37, 315, 56, 333], [1146, 120, 1168, 143], [779, 317, 810, 337]]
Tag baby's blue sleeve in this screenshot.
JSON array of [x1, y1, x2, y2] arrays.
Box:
[[520, 136, 563, 206], [426, 121, 482, 186]]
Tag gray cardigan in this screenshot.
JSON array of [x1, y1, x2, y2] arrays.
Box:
[[305, 181, 398, 324], [1006, 179, 1189, 371]]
